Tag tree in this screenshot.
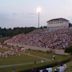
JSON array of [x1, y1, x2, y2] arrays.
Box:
[[65, 46, 72, 55]]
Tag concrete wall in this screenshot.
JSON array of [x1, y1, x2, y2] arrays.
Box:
[[6, 43, 67, 55]]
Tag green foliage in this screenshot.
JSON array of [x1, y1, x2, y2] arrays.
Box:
[[0, 26, 47, 37], [0, 27, 36, 37], [65, 46, 72, 55]]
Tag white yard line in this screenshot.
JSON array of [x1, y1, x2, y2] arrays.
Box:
[[0, 62, 33, 68], [25, 53, 49, 61]]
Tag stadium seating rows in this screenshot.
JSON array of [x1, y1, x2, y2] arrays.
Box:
[[4, 28, 72, 49]]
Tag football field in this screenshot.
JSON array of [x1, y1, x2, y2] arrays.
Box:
[[0, 49, 71, 72]]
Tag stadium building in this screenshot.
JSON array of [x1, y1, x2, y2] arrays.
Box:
[[47, 18, 70, 31]]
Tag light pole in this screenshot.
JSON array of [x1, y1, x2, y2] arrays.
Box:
[[36, 7, 42, 28]]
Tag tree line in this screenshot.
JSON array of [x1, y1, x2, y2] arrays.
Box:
[[0, 27, 36, 37], [65, 46, 72, 55], [0, 26, 47, 37]]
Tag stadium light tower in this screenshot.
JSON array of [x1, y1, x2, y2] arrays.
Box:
[[36, 6, 42, 28]]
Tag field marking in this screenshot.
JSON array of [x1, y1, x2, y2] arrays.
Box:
[[0, 62, 33, 68], [24, 52, 50, 61]]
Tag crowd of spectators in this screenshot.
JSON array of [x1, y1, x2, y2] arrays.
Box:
[[39, 63, 67, 72], [4, 28, 72, 49], [0, 44, 25, 58]]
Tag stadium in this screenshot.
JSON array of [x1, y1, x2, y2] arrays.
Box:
[[0, 18, 71, 72]]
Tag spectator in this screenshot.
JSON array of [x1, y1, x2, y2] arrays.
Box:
[[43, 69, 48, 72], [46, 67, 52, 72], [39, 69, 43, 72], [58, 64, 65, 72], [63, 64, 67, 71], [54, 68, 59, 72]]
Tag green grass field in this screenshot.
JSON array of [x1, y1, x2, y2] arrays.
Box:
[[65, 60, 72, 72], [0, 49, 71, 72]]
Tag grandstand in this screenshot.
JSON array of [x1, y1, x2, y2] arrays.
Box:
[[3, 18, 72, 54], [0, 18, 72, 72]]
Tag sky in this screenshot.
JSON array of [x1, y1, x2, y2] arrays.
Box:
[[0, 0, 72, 28]]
